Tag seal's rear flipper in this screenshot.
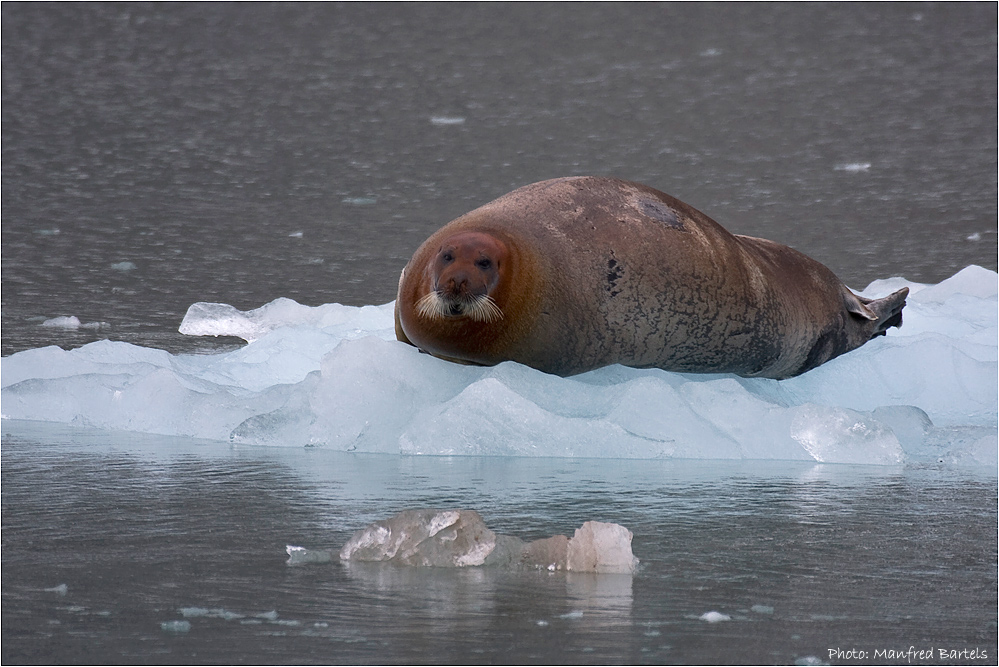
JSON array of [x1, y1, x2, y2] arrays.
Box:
[[855, 287, 909, 338]]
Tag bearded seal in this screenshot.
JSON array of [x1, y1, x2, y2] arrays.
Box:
[[394, 177, 908, 379]]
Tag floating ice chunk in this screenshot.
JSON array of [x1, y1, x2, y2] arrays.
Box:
[[789, 404, 904, 465], [41, 316, 81, 329], [429, 116, 466, 125], [111, 261, 137, 271], [179, 302, 258, 340], [179, 298, 394, 343], [3, 267, 996, 467], [834, 162, 871, 172], [286, 545, 333, 565], [340, 509, 497, 567], [700, 611, 731, 623], [750, 604, 774, 614], [39, 316, 108, 332], [794, 657, 831, 666], [179, 607, 244, 620], [338, 509, 639, 573], [160, 620, 191, 633], [566, 522, 640, 574], [44, 584, 68, 596]]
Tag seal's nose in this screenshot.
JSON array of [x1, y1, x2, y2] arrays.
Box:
[[445, 272, 470, 295]]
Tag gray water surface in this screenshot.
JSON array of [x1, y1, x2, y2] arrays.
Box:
[[2, 3, 996, 356], [2, 421, 996, 665]]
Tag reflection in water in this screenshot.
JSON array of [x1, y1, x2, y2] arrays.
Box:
[[2, 420, 995, 664], [335, 562, 637, 662], [566, 572, 634, 621]]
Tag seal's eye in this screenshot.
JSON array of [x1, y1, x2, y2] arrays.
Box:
[[476, 258, 492, 270], [441, 251, 454, 263]]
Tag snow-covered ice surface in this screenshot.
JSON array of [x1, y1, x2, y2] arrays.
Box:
[[3, 266, 996, 467]]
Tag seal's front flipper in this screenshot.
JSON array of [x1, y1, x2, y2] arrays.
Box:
[[853, 287, 909, 338]]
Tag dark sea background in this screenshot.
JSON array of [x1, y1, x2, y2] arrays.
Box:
[[2, 3, 996, 665]]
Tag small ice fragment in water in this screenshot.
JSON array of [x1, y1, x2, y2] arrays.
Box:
[[700, 48, 722, 57], [80, 321, 109, 330], [967, 232, 981, 241], [111, 261, 137, 271], [795, 657, 830, 666], [286, 545, 333, 565], [179, 607, 210, 618], [339, 509, 639, 573], [567, 521, 640, 573], [339, 509, 496, 567], [289, 231, 304, 238], [750, 604, 774, 614], [341, 196, 377, 206], [559, 610, 584, 619], [430, 116, 466, 125], [834, 162, 871, 172], [790, 404, 903, 465], [255, 611, 279, 621], [700, 611, 731, 623], [41, 316, 81, 329], [44, 584, 68, 596], [161, 620, 191, 633], [40, 316, 108, 331], [179, 607, 244, 620]]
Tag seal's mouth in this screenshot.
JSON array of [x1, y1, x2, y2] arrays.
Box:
[[415, 291, 504, 323]]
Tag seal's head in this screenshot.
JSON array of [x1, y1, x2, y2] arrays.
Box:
[[415, 231, 507, 323]]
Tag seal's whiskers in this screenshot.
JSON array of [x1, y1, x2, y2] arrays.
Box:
[[465, 295, 504, 322], [415, 292, 449, 320], [415, 292, 503, 323]]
